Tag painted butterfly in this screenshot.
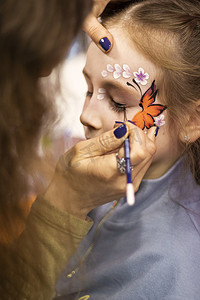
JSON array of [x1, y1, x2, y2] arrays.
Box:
[[132, 80, 167, 130]]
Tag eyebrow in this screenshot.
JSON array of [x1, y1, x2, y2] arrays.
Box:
[[83, 68, 141, 96]]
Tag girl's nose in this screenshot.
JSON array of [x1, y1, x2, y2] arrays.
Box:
[[80, 100, 102, 130]]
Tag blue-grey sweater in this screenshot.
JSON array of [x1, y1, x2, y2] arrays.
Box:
[[55, 159, 200, 300]]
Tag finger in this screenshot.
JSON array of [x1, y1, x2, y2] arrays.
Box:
[[117, 124, 146, 166], [147, 126, 157, 142], [117, 143, 125, 159], [91, 0, 111, 16], [131, 156, 153, 192], [71, 123, 129, 161], [113, 121, 124, 129], [90, 151, 125, 183], [128, 126, 147, 165], [144, 127, 157, 157], [130, 127, 157, 188], [83, 14, 113, 53]]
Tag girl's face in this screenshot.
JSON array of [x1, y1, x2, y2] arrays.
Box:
[[81, 28, 182, 179]]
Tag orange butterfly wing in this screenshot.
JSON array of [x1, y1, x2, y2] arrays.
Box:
[[132, 81, 167, 130], [133, 111, 155, 130]]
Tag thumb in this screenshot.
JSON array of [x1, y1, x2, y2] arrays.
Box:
[[147, 126, 157, 142], [83, 13, 113, 53], [74, 123, 129, 160]]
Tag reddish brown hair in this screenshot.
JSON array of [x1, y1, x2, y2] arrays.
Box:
[[0, 0, 92, 241]]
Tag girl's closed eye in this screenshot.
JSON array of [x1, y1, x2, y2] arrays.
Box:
[[110, 98, 126, 113]]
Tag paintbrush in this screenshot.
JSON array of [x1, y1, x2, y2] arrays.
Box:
[[123, 108, 135, 205]]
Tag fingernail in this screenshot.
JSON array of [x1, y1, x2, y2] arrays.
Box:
[[128, 120, 136, 125], [99, 37, 111, 52], [114, 124, 127, 139], [155, 126, 159, 137], [115, 121, 124, 124]]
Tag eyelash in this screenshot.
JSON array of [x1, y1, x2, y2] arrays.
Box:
[[86, 91, 93, 97], [86, 90, 126, 113], [110, 99, 126, 113]]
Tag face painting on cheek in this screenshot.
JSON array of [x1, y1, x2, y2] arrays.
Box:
[[131, 80, 167, 130]]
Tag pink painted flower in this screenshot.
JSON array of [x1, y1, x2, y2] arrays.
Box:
[[133, 67, 149, 85], [154, 114, 165, 127]]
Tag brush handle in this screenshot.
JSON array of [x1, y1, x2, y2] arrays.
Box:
[[124, 138, 132, 183], [124, 138, 135, 205]]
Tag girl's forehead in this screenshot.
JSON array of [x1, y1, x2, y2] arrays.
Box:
[[86, 28, 157, 82], [85, 37, 158, 95]]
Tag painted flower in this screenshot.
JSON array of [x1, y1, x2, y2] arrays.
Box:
[[101, 64, 149, 83], [113, 64, 123, 79], [101, 70, 108, 78], [133, 67, 149, 85], [107, 64, 114, 72], [122, 64, 132, 78], [101, 64, 114, 78], [154, 114, 165, 127], [97, 88, 106, 100]]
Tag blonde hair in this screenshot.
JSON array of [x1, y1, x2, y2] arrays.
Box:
[[103, 0, 200, 184]]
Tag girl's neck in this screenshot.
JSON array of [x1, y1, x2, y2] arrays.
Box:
[[144, 155, 182, 180]]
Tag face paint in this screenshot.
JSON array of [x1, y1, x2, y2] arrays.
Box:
[[100, 64, 166, 130], [133, 67, 149, 86], [154, 114, 165, 127], [122, 64, 132, 79], [131, 80, 167, 130], [101, 70, 108, 78], [113, 64, 123, 79], [97, 88, 106, 100], [101, 63, 149, 85], [107, 64, 114, 73]]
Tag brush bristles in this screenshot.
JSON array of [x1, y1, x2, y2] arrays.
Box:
[[126, 183, 135, 206]]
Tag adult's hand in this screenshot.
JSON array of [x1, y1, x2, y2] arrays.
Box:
[[44, 123, 156, 220], [84, 0, 130, 53]]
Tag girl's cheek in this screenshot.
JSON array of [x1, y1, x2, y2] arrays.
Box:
[[127, 108, 139, 121]]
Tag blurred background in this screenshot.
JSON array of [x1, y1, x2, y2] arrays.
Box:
[[40, 32, 90, 165]]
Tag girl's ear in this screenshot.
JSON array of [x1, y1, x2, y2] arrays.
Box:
[[179, 101, 200, 143]]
